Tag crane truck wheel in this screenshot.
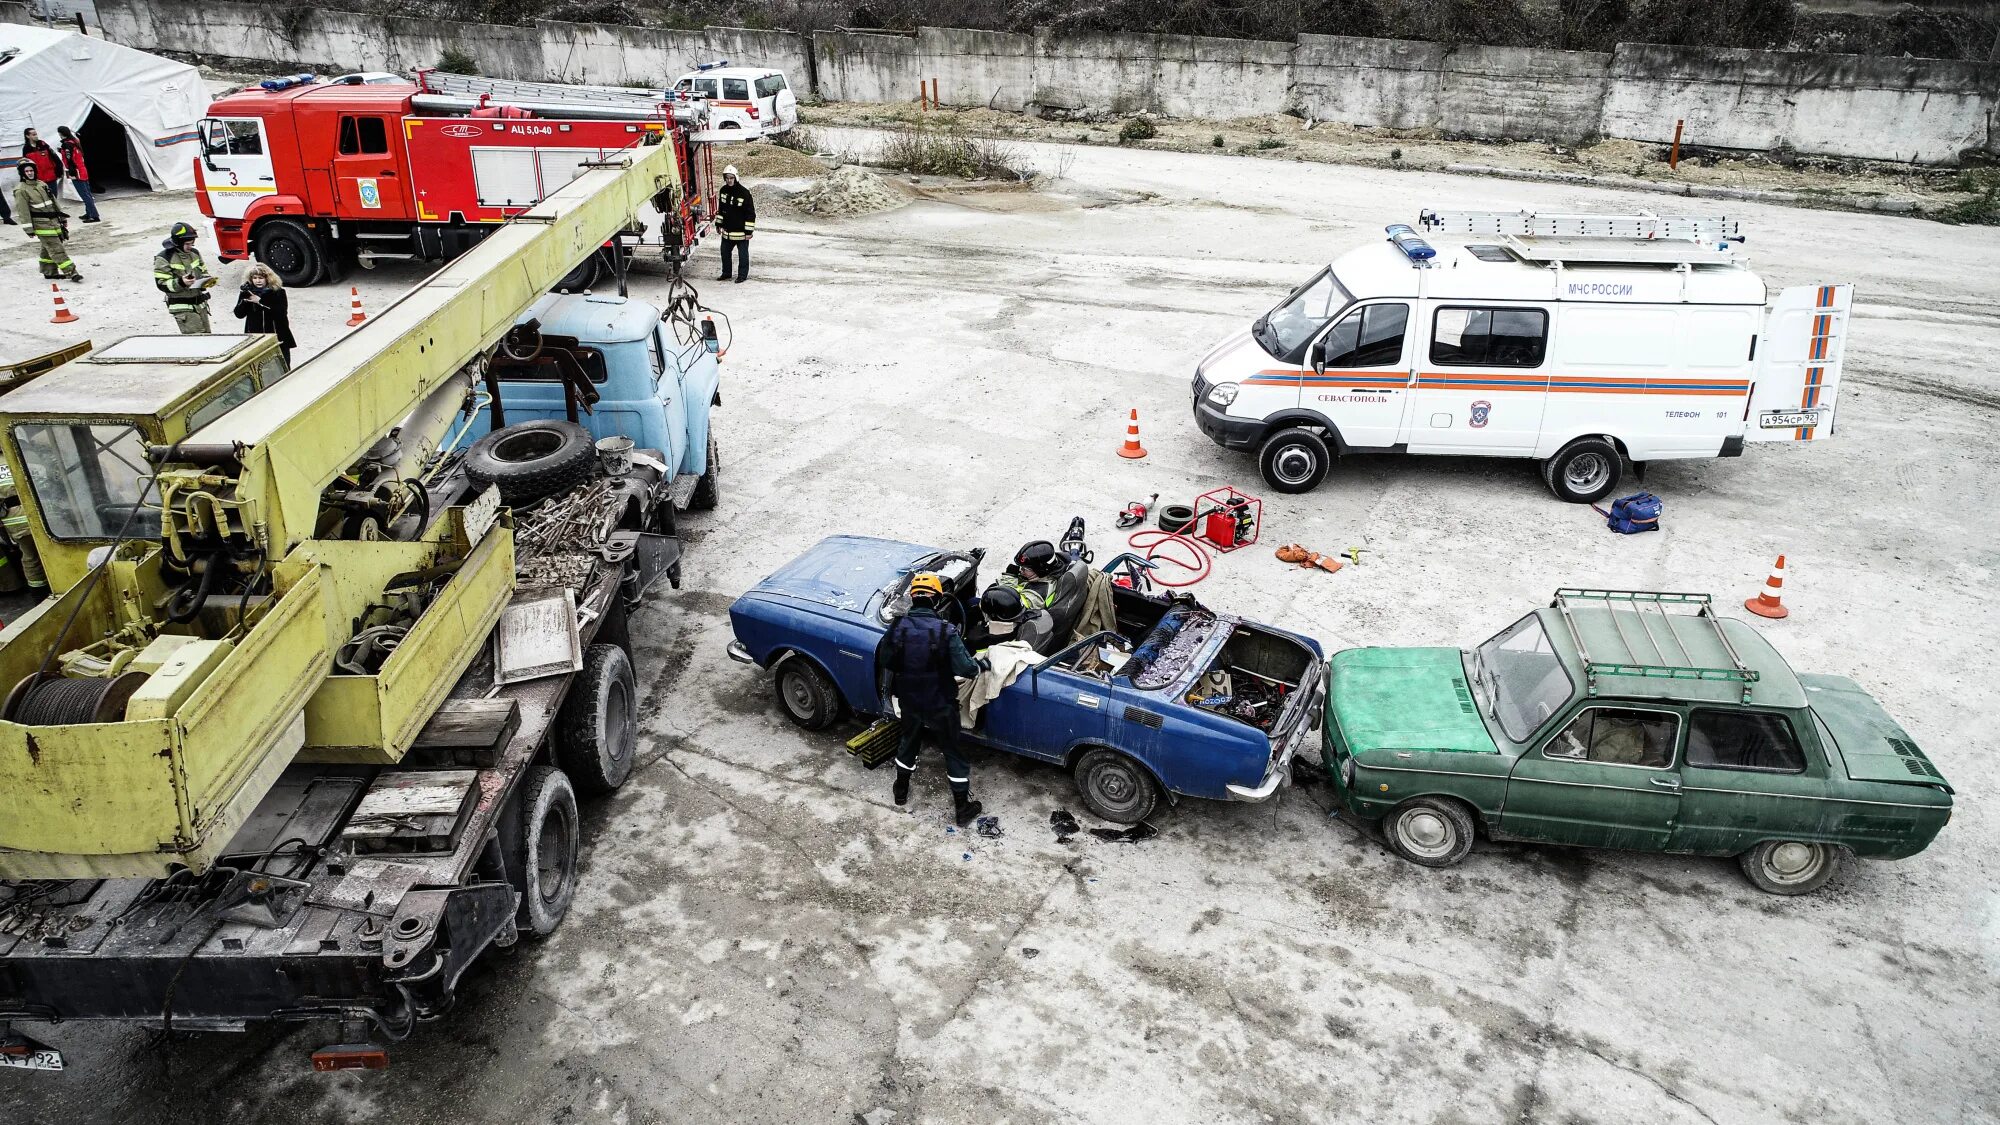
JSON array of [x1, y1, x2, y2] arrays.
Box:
[[254, 218, 326, 288], [464, 420, 597, 507], [556, 251, 607, 294], [512, 766, 579, 938], [558, 644, 637, 795]]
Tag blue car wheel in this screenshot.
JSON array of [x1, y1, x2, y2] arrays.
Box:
[[1075, 748, 1159, 825], [774, 657, 841, 731]]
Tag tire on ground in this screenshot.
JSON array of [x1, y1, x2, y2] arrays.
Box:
[[773, 656, 840, 730], [1258, 427, 1332, 494], [512, 766, 579, 938], [1736, 840, 1844, 896], [1074, 747, 1160, 825], [1542, 436, 1623, 504], [254, 218, 325, 288], [1383, 796, 1476, 868], [464, 420, 597, 507], [689, 434, 720, 512], [1157, 503, 1196, 533], [557, 644, 637, 795]]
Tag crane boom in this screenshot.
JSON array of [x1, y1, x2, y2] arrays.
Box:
[[171, 136, 678, 556]]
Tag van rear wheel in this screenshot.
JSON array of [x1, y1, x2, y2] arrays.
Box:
[[1258, 428, 1331, 494], [1543, 437, 1622, 504]]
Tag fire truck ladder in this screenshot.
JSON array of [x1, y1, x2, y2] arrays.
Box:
[[1417, 208, 1745, 266], [413, 70, 706, 129]]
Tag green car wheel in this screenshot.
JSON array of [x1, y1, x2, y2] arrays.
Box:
[[1384, 797, 1475, 868], [1737, 840, 1845, 896]]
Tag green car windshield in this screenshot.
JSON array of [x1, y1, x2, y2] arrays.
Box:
[[1470, 613, 1574, 741]]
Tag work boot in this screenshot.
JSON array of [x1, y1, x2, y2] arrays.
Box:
[[953, 792, 983, 828], [734, 275, 747, 284], [716, 272, 732, 282], [892, 767, 913, 807]]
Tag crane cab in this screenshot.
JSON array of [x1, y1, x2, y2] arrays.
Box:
[[0, 334, 289, 593]]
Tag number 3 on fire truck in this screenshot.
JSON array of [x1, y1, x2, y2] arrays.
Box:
[[358, 178, 381, 209]]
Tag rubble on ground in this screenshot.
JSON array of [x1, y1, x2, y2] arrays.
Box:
[[786, 165, 907, 216]]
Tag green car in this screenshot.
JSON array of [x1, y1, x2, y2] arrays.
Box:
[[1321, 590, 1953, 895]]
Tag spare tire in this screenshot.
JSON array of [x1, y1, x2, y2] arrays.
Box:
[[1158, 504, 1196, 533], [464, 420, 597, 507]]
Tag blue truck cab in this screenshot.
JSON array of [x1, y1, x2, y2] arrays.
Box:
[[475, 292, 719, 487]]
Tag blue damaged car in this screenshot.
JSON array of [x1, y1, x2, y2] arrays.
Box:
[[726, 535, 1325, 823]]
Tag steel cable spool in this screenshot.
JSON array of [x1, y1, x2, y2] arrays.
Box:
[[3, 671, 151, 725]]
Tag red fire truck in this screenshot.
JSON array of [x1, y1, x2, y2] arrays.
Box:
[[195, 71, 716, 288]]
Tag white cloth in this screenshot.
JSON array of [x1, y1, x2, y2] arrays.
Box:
[[957, 640, 1043, 728]]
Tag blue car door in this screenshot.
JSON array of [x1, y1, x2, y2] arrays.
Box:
[[980, 660, 1109, 763]]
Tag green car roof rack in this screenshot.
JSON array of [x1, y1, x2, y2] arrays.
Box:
[[1550, 588, 1760, 702]]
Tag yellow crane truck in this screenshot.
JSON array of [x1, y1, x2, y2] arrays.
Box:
[[0, 133, 712, 1070]]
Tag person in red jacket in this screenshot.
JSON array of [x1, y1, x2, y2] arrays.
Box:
[[20, 129, 61, 189], [55, 126, 98, 223]]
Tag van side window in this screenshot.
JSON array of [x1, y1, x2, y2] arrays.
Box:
[[1331, 304, 1408, 367], [1687, 710, 1806, 773], [755, 75, 787, 97], [723, 78, 750, 101], [694, 79, 719, 99], [1431, 307, 1548, 368]]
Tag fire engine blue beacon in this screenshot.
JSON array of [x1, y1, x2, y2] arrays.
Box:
[[1385, 224, 1436, 262]]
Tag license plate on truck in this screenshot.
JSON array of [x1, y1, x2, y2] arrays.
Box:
[[0, 1040, 63, 1071], [1759, 409, 1822, 429]]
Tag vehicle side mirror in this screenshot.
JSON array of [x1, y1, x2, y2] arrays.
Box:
[[1312, 340, 1327, 375]]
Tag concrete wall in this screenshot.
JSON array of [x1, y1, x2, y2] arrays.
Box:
[[0, 1, 33, 23], [89, 0, 2000, 164], [1604, 44, 1998, 164]]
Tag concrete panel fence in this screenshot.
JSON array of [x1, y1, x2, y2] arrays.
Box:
[[92, 0, 2000, 163]]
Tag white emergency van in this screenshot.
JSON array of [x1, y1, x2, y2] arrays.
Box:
[[670, 63, 798, 140], [1192, 210, 1852, 502]]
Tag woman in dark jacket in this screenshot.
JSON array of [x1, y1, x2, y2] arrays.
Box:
[[233, 263, 298, 368]]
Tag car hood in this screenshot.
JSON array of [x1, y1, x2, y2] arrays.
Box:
[[747, 535, 932, 616], [1198, 325, 1275, 381], [1801, 673, 1953, 795], [1329, 647, 1498, 755]]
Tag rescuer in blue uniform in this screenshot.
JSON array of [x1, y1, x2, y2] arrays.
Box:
[[885, 572, 986, 825]]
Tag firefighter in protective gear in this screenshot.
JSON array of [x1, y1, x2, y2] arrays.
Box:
[[153, 222, 213, 334], [883, 572, 987, 825], [714, 165, 755, 283], [13, 160, 79, 282], [1003, 540, 1086, 643]]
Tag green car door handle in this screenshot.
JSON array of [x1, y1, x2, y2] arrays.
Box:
[[1651, 776, 1682, 789]]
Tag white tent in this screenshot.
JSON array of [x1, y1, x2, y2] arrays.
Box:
[[0, 24, 204, 192]]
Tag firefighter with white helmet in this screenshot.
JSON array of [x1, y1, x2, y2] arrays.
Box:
[[715, 164, 755, 283]]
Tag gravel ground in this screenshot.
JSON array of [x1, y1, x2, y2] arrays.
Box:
[[0, 132, 1995, 1125]]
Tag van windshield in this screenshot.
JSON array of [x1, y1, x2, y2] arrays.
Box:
[[1254, 269, 1347, 361]]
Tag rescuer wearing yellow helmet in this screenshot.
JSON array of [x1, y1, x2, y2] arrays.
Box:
[[883, 572, 987, 825]]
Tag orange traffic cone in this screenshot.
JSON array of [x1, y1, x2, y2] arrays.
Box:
[[345, 286, 367, 327], [1744, 555, 1789, 619], [1117, 408, 1147, 460], [48, 284, 77, 325]]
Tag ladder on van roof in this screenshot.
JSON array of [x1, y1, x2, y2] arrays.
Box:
[[1418, 209, 1742, 242]]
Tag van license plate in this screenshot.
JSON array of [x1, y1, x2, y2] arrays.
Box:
[[1760, 410, 1821, 429]]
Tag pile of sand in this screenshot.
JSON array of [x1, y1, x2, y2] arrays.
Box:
[[726, 142, 831, 180], [787, 165, 907, 216]]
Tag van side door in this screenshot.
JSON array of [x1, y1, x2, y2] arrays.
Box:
[[1404, 304, 1552, 455], [1303, 301, 1411, 450]]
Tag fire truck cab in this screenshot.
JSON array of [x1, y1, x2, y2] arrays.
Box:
[[197, 74, 713, 289]]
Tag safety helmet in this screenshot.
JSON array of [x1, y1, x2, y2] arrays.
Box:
[[1013, 540, 1058, 579], [722, 164, 739, 178], [908, 572, 946, 601], [16, 159, 35, 179], [980, 585, 1025, 623], [169, 221, 199, 244]]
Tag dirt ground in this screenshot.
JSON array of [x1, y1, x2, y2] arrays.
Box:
[[804, 100, 1997, 220], [0, 127, 1996, 1125]]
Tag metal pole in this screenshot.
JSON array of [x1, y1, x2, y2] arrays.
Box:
[[1669, 119, 1684, 171]]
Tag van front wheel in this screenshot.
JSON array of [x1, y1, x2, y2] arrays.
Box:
[[1258, 428, 1331, 494], [1543, 438, 1623, 504]]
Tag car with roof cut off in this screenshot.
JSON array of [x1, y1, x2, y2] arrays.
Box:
[[1320, 589, 1951, 895], [727, 536, 1323, 823]]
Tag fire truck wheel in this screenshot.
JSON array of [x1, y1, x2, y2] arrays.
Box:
[[513, 766, 579, 938], [1543, 437, 1623, 503], [464, 420, 597, 506], [254, 218, 325, 288], [1258, 428, 1331, 494], [556, 251, 605, 293], [558, 644, 637, 796]]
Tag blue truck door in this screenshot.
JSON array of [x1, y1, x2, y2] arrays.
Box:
[[673, 326, 719, 477], [650, 325, 688, 468]]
